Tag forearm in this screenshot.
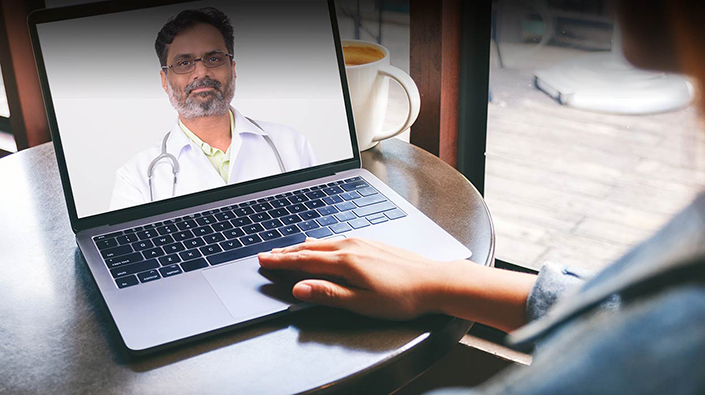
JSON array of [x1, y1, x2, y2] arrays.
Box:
[[426, 261, 537, 333]]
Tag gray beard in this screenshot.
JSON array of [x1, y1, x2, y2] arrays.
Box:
[[167, 76, 235, 119]]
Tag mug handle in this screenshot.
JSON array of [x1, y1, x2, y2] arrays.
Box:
[[373, 64, 421, 142]]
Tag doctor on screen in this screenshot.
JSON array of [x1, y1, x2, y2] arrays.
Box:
[[110, 7, 317, 210]]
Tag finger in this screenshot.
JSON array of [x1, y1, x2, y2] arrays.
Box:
[[258, 249, 348, 277], [270, 237, 345, 254], [292, 279, 360, 310]]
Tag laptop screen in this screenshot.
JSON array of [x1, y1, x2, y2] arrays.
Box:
[[35, 0, 354, 219]]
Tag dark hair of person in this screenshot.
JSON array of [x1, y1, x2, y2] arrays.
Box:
[[154, 7, 234, 68]]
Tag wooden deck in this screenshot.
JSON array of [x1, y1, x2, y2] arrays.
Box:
[[485, 65, 705, 271]]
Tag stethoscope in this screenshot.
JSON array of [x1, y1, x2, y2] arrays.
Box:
[[147, 117, 286, 202]]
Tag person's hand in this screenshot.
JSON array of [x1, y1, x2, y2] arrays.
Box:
[[258, 237, 446, 320]]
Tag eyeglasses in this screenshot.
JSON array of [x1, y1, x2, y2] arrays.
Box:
[[162, 53, 234, 74]]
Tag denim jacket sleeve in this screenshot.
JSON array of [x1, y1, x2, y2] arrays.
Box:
[[525, 263, 594, 322]]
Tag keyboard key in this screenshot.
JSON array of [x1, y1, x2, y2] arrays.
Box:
[[335, 211, 356, 222], [271, 198, 289, 208], [240, 234, 262, 245], [200, 244, 223, 256], [288, 195, 308, 204], [159, 254, 181, 266], [349, 218, 370, 229], [261, 219, 283, 230], [116, 233, 139, 245], [131, 240, 154, 251], [196, 216, 216, 226], [344, 176, 362, 182], [232, 207, 255, 217], [335, 202, 356, 211], [323, 195, 344, 205], [173, 230, 195, 241], [316, 216, 338, 226], [288, 203, 307, 213], [163, 242, 186, 254], [176, 220, 198, 231], [110, 259, 159, 278], [250, 213, 272, 222], [330, 222, 352, 234], [252, 203, 273, 212], [159, 265, 183, 278], [281, 214, 302, 225], [231, 217, 253, 227], [123, 226, 143, 234], [101, 245, 133, 259], [304, 199, 325, 210], [96, 238, 118, 250], [341, 180, 369, 191], [279, 225, 301, 236], [203, 233, 225, 244], [323, 186, 344, 195], [317, 206, 339, 216], [212, 221, 234, 232], [306, 227, 333, 239], [115, 275, 139, 289], [201, 209, 219, 215], [340, 192, 361, 201], [353, 201, 396, 218], [243, 224, 265, 234], [300, 210, 321, 220], [157, 224, 179, 235], [95, 231, 122, 241], [358, 187, 378, 197], [153, 235, 174, 246], [306, 190, 326, 199], [385, 209, 407, 220], [367, 214, 389, 224], [193, 225, 214, 236], [223, 228, 245, 239], [137, 270, 161, 283], [207, 233, 307, 265], [215, 211, 235, 222], [136, 229, 158, 240], [299, 220, 320, 231], [181, 258, 209, 272], [354, 194, 387, 207], [260, 229, 282, 241], [142, 247, 165, 259], [220, 239, 243, 250], [268, 208, 289, 218], [183, 238, 206, 249], [179, 250, 201, 261], [105, 252, 143, 268]]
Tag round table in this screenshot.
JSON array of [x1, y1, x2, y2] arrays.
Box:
[[0, 138, 494, 394]]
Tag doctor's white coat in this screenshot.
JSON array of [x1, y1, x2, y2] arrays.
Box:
[[110, 108, 317, 210]]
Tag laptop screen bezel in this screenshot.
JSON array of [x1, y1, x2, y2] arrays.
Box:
[[28, 0, 361, 233]]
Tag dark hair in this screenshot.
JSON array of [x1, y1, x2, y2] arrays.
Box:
[[155, 7, 234, 67]]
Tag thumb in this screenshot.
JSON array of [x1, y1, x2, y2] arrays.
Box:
[[293, 279, 359, 308]]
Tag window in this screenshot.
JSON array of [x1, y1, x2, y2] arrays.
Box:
[[485, 0, 705, 271]]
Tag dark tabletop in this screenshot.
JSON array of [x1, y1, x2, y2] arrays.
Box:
[[0, 138, 494, 395]]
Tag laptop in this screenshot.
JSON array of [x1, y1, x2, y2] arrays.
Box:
[[29, 0, 472, 353]]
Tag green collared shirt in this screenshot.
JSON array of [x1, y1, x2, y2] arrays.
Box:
[[178, 110, 235, 183]]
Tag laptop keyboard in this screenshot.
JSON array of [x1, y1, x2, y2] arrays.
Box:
[[92, 177, 406, 289]]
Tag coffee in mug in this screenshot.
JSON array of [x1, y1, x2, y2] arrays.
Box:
[[342, 40, 420, 151], [343, 45, 385, 66]]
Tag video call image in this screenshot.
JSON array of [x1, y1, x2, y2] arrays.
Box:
[[37, 0, 353, 219]]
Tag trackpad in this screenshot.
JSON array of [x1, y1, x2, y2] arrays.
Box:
[[202, 257, 296, 322]]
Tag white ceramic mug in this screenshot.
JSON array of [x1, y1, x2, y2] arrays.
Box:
[[343, 40, 421, 151]]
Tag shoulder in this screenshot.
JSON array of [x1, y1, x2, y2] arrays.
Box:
[[251, 119, 310, 143], [116, 144, 161, 181]]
